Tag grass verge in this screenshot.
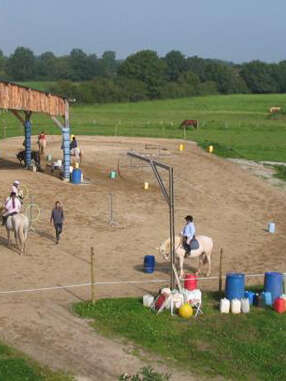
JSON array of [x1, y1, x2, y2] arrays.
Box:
[[0, 341, 73, 381], [74, 293, 286, 381]]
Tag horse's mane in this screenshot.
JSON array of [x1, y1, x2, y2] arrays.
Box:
[[161, 236, 181, 252]]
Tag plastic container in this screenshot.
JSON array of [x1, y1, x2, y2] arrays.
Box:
[[109, 170, 117, 179], [184, 274, 198, 291], [244, 290, 255, 305], [231, 299, 241, 314], [268, 222, 275, 233], [208, 145, 213, 153], [261, 291, 272, 306], [220, 298, 230, 314], [273, 298, 286, 313], [225, 273, 245, 300], [241, 298, 250, 313], [71, 168, 82, 184], [264, 272, 282, 304], [46, 154, 52, 161], [143, 294, 154, 307], [283, 273, 286, 294], [144, 255, 155, 273]]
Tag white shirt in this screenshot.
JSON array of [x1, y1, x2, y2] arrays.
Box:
[[4, 197, 22, 215], [181, 222, 196, 243], [11, 185, 19, 196]]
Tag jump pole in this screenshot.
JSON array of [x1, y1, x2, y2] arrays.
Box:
[[218, 248, 223, 293]]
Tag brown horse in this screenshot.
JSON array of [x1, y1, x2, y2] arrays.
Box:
[[180, 120, 199, 129]]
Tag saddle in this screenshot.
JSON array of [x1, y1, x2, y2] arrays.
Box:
[[183, 236, 199, 257]]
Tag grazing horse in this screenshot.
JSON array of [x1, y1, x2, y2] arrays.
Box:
[[17, 150, 41, 169], [180, 120, 199, 129], [0, 207, 29, 255], [159, 235, 213, 278], [38, 138, 47, 154]]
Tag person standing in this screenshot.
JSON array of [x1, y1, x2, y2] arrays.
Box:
[[50, 201, 64, 244], [181, 215, 196, 257]]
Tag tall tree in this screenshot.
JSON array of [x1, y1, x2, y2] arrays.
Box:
[[69, 48, 92, 81], [240, 61, 279, 93], [118, 50, 167, 98], [6, 47, 36, 80], [164, 50, 186, 81], [35, 51, 57, 80]]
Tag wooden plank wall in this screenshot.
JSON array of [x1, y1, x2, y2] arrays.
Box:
[[0, 81, 65, 116]]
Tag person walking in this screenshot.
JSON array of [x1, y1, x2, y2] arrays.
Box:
[[50, 201, 64, 244]]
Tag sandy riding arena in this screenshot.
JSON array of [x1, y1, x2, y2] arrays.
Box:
[[0, 135, 286, 380]]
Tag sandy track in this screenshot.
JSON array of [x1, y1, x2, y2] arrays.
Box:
[[0, 135, 285, 380]]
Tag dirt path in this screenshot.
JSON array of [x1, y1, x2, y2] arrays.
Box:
[[0, 136, 286, 380]]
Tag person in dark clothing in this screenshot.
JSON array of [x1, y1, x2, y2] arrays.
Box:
[[70, 136, 78, 150], [50, 201, 64, 244]]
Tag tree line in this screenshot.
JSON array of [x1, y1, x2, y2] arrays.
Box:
[[1, 47, 286, 103]]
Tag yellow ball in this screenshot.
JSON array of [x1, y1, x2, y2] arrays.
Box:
[[178, 303, 193, 319]]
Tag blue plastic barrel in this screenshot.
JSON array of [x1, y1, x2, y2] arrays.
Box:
[[225, 273, 245, 300], [144, 255, 155, 273], [264, 272, 282, 304], [244, 290, 255, 305], [71, 168, 82, 184]]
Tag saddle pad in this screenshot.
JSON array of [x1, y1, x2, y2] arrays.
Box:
[[190, 239, 199, 250]]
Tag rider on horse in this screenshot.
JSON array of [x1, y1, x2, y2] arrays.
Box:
[[2, 192, 22, 226], [181, 215, 196, 257], [11, 180, 24, 204]]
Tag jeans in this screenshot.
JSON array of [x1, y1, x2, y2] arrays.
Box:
[[55, 223, 63, 241]]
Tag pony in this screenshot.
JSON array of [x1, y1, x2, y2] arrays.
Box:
[[0, 207, 29, 255], [17, 150, 41, 169], [180, 120, 199, 129], [159, 235, 213, 278], [71, 147, 83, 163], [38, 138, 47, 154]]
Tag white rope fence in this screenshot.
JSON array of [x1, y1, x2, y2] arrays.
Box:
[[0, 273, 267, 296]]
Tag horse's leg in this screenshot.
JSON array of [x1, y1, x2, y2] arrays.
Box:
[[6, 228, 11, 247], [206, 253, 211, 277], [179, 253, 184, 278], [196, 255, 204, 276]]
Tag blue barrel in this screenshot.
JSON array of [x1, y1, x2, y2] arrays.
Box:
[[71, 168, 82, 184], [244, 290, 255, 305], [264, 272, 282, 304], [144, 255, 155, 273], [225, 273, 245, 300]]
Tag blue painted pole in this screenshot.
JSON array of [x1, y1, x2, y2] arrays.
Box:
[[62, 127, 70, 181], [24, 120, 32, 167]]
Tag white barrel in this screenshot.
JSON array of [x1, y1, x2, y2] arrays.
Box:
[[220, 298, 230, 313], [231, 299, 241, 314], [268, 222, 275, 233], [143, 294, 154, 307], [241, 298, 250, 313]]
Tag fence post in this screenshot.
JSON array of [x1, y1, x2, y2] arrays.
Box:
[[90, 247, 95, 303], [218, 248, 223, 293]]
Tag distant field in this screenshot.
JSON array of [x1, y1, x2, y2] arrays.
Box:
[[18, 81, 56, 92], [1, 93, 286, 162]]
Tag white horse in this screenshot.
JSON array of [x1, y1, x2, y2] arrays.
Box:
[[71, 147, 82, 163], [159, 235, 213, 278], [38, 138, 47, 154], [1, 208, 29, 255]]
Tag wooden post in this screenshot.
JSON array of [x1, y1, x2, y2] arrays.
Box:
[[183, 127, 186, 140], [90, 247, 95, 303], [218, 248, 223, 293]]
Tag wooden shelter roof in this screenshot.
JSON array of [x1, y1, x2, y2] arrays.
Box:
[[0, 80, 66, 116]]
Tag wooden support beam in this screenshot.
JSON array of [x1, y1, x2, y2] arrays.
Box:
[[10, 110, 26, 126], [51, 116, 64, 130]]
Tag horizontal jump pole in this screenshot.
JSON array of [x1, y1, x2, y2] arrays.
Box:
[[127, 151, 171, 171]]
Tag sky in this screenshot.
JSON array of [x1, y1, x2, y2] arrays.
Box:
[[0, 0, 285, 63]]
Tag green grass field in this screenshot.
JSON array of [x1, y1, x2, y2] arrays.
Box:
[[1, 93, 286, 162], [0, 341, 72, 381], [74, 293, 286, 381]]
